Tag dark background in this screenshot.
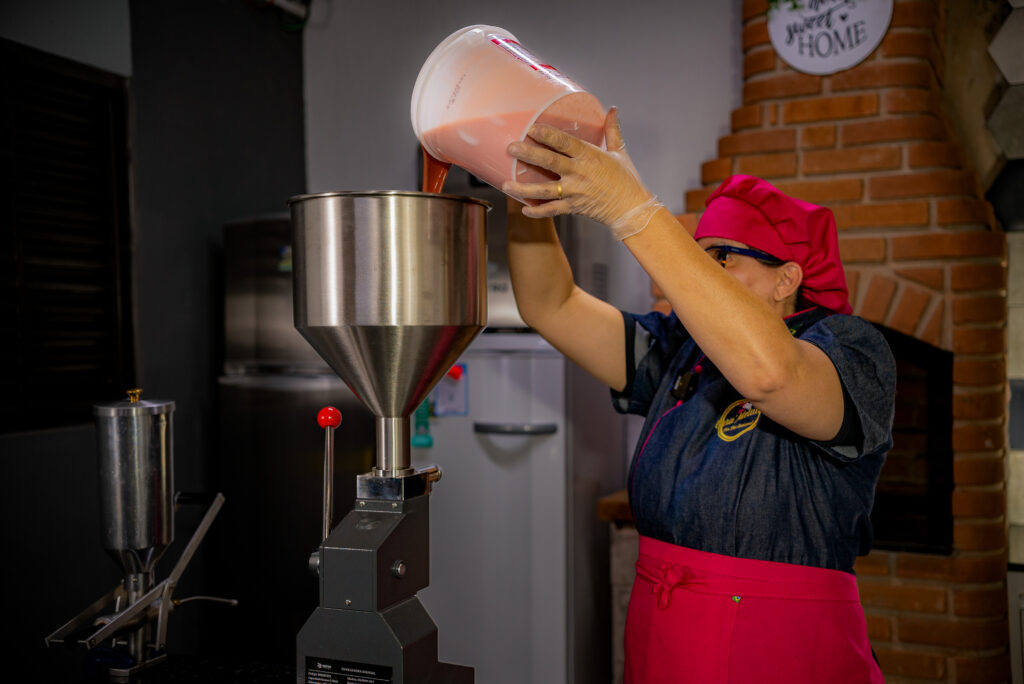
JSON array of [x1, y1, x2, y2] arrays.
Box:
[[1, 1, 306, 680]]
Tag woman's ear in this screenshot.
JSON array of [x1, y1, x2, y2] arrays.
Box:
[[774, 261, 803, 303]]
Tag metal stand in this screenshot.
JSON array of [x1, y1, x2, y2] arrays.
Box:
[[297, 414, 473, 683], [46, 494, 231, 680]]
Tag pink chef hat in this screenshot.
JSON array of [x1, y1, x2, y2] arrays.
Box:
[[694, 175, 852, 314]]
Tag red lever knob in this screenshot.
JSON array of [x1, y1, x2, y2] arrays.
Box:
[[317, 406, 342, 429]]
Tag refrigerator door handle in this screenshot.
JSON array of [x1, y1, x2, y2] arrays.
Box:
[[472, 422, 558, 436]]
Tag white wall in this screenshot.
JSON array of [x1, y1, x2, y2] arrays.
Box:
[[0, 0, 131, 75], [302, 0, 741, 215]]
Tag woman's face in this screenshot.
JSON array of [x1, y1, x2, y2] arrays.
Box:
[[696, 237, 793, 312]]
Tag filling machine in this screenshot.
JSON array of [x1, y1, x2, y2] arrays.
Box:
[[44, 390, 231, 681], [289, 190, 489, 683], [46, 189, 488, 683]]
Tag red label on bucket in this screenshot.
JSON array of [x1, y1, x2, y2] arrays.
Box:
[[489, 35, 574, 84]]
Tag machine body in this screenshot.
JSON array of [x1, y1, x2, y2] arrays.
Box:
[[298, 479, 470, 683]]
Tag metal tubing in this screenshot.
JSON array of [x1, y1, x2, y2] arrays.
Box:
[[125, 572, 149, 665], [323, 426, 335, 540], [376, 416, 411, 475]]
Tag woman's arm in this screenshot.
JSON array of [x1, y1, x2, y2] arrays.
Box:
[[622, 207, 845, 441], [504, 111, 845, 440], [505, 199, 627, 391]]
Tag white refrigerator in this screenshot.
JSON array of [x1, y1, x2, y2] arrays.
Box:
[[412, 331, 626, 684]]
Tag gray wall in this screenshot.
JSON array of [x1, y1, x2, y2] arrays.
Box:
[[0, 0, 131, 76], [303, 0, 741, 212], [0, 1, 306, 680], [129, 0, 307, 494]]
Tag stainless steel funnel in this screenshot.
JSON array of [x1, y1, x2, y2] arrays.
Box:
[[289, 191, 488, 475]]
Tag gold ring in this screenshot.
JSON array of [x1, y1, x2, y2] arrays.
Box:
[[556, 183, 563, 200]]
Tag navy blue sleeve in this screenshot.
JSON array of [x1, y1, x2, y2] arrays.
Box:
[[801, 315, 896, 461], [610, 309, 690, 416]]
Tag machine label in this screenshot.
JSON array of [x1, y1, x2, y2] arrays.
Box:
[[305, 656, 392, 683]]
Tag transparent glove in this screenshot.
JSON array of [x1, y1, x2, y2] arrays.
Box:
[[503, 107, 664, 240]]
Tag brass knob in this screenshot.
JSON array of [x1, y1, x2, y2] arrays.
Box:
[[126, 388, 143, 403]]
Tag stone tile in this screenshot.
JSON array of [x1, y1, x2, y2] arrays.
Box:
[[609, 524, 638, 684], [610, 524, 639, 585], [1008, 306, 1024, 378], [1010, 450, 1024, 525], [1005, 233, 1024, 306], [1013, 383, 1024, 449], [989, 9, 1024, 84], [988, 85, 1024, 158], [1011, 525, 1024, 565]]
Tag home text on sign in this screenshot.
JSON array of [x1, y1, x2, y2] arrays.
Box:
[[767, 0, 893, 76]]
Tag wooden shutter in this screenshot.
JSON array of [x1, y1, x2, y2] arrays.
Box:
[[0, 38, 135, 433]]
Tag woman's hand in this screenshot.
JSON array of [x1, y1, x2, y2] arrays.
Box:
[[503, 107, 663, 240]]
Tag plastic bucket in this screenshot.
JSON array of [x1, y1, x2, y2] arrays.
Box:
[[411, 25, 606, 197]]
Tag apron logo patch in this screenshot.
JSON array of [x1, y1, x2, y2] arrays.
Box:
[[715, 399, 761, 442]]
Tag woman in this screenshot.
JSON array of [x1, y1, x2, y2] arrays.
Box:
[[502, 109, 893, 683]]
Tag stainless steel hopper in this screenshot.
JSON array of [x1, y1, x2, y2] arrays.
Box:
[[291, 191, 487, 475], [289, 190, 488, 683]]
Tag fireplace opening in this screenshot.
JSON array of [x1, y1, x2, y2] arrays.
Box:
[[868, 324, 954, 555]]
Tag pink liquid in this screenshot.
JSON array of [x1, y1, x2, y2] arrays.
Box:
[[422, 99, 605, 200], [422, 146, 451, 194]]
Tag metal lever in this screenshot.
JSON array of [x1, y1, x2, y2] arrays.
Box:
[[317, 406, 343, 541], [47, 493, 229, 653]]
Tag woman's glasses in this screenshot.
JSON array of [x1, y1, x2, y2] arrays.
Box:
[[704, 244, 784, 267]]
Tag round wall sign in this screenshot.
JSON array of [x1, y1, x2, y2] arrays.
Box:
[[767, 0, 894, 76]]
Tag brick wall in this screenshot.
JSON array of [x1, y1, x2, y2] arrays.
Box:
[[666, 1, 1010, 681]]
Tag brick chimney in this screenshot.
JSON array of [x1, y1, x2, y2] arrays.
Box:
[[663, 1, 1010, 680]]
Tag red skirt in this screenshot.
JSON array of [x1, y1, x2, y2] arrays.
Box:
[[624, 536, 884, 684]]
